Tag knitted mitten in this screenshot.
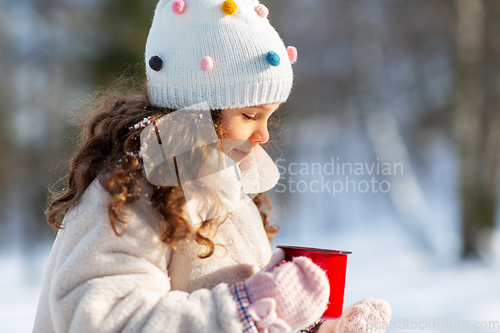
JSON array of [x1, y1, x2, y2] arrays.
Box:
[[244, 249, 330, 332], [317, 298, 392, 333]]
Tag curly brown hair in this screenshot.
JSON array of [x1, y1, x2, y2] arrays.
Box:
[[45, 85, 280, 259]]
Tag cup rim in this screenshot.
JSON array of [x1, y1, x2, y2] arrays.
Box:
[[276, 245, 352, 255]]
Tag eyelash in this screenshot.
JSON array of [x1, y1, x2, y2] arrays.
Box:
[[242, 114, 256, 120]]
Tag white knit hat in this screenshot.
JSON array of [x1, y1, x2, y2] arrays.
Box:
[[145, 0, 297, 110]]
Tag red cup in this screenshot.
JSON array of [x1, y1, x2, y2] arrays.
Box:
[[276, 245, 351, 319]]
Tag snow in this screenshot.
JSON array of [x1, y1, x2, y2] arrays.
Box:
[[273, 226, 500, 333], [2, 1, 498, 331], [0, 245, 50, 333], [2, 113, 499, 332], [1, 228, 499, 332]]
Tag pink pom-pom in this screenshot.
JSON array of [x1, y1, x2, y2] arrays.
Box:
[[255, 4, 269, 18], [287, 46, 298, 64], [172, 0, 186, 14], [200, 56, 214, 72]]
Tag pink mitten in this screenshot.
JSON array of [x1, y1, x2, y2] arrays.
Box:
[[318, 298, 391, 333], [244, 249, 330, 332]]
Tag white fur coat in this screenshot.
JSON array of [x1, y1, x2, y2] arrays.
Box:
[[33, 145, 280, 333]]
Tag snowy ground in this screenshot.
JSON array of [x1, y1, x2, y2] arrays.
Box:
[[1, 227, 499, 333], [274, 226, 500, 333], [0, 244, 51, 333]]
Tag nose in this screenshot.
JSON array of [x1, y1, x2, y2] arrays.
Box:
[[250, 122, 270, 145]]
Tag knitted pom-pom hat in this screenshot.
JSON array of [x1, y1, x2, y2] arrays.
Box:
[[145, 0, 296, 110]]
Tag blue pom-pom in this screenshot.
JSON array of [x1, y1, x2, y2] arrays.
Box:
[[266, 51, 280, 67]]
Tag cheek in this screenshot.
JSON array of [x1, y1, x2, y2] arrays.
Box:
[[224, 127, 244, 140], [221, 118, 245, 140]]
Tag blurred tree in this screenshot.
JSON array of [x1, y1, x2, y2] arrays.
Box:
[[88, 0, 157, 89], [0, 1, 110, 249], [454, 0, 499, 259], [2, 0, 498, 261], [0, 11, 12, 230]]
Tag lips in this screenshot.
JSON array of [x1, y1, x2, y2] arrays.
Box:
[[233, 148, 250, 158]]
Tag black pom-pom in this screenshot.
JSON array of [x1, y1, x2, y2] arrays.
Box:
[[149, 56, 163, 72]]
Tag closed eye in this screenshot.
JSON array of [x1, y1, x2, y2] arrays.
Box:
[[242, 113, 256, 120]]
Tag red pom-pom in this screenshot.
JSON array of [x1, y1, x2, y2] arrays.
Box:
[[172, 0, 186, 14], [287, 46, 298, 64]]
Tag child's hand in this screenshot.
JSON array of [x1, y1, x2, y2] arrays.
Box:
[[244, 249, 330, 332], [316, 299, 391, 333]]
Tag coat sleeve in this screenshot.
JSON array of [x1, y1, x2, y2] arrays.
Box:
[[42, 181, 243, 333]]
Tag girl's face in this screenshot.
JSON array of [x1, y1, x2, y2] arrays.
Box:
[[221, 102, 280, 165]]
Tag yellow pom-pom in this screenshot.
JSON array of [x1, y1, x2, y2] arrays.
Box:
[[222, 0, 237, 15]]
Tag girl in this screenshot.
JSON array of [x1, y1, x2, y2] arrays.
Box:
[[33, 0, 391, 332]]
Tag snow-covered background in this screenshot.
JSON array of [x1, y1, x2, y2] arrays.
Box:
[[2, 218, 500, 332], [1, 0, 500, 332], [271, 115, 500, 333], [2, 117, 499, 332]]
